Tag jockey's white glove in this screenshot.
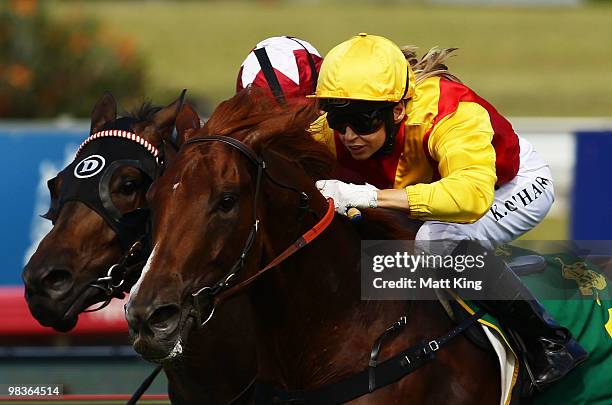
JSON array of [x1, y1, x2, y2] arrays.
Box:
[[315, 180, 378, 216]]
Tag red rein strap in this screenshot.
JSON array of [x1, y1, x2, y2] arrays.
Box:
[[261, 197, 335, 269], [214, 198, 335, 304]]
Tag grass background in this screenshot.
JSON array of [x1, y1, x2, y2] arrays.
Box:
[[51, 1, 612, 117]]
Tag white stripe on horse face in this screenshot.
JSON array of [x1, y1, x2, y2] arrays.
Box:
[[126, 244, 157, 312], [172, 182, 180, 191]]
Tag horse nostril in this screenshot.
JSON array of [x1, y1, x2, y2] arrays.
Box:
[[147, 304, 181, 334], [22, 265, 40, 291], [41, 269, 73, 294]]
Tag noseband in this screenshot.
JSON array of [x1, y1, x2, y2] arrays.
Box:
[[181, 135, 334, 328]]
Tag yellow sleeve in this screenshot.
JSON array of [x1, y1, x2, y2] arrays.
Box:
[[308, 113, 336, 157], [406, 102, 497, 223]]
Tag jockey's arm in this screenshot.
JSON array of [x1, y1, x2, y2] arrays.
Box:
[[381, 102, 497, 223], [310, 105, 497, 222], [376, 189, 411, 212]]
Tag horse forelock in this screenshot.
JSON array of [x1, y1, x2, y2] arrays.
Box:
[[128, 101, 162, 122], [202, 89, 334, 181], [99, 101, 162, 134]]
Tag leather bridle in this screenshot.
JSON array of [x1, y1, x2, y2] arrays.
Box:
[[46, 131, 171, 316], [83, 238, 148, 312], [180, 135, 335, 328]]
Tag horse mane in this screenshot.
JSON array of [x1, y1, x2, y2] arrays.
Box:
[[203, 88, 334, 181], [401, 45, 462, 85]]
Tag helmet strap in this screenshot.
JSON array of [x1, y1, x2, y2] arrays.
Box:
[[401, 70, 410, 100], [285, 36, 319, 93], [254, 47, 287, 105], [375, 106, 401, 157]]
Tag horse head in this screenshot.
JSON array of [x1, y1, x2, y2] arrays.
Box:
[[125, 89, 333, 362], [22, 91, 186, 332]]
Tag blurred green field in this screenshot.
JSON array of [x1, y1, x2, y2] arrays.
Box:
[[51, 1, 612, 116]]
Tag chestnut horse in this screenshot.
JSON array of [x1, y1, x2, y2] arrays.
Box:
[[22, 93, 257, 404], [126, 90, 500, 404]]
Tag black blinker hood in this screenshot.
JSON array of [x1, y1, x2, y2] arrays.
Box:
[[44, 133, 159, 249]]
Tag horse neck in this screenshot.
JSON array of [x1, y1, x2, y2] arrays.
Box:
[[248, 185, 450, 388]]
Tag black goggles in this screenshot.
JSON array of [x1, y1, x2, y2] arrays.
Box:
[[324, 103, 395, 136]]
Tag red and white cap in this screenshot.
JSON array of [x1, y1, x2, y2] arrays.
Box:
[[236, 36, 323, 104]]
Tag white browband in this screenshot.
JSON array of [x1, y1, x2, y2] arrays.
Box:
[[77, 130, 160, 158]]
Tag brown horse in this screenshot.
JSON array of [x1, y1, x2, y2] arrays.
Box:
[[126, 90, 501, 404], [22, 93, 257, 404]]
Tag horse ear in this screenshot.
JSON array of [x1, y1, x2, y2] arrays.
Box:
[[175, 103, 201, 146], [90, 92, 117, 134], [151, 89, 187, 135]]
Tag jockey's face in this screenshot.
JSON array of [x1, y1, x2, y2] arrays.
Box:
[[337, 102, 406, 160], [338, 125, 386, 160]]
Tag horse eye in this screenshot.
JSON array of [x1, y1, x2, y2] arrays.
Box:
[[218, 194, 237, 213], [119, 180, 140, 196]]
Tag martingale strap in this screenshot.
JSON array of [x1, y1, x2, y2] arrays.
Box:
[[126, 365, 163, 405], [256, 310, 485, 404]]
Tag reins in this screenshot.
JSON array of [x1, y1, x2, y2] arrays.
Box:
[[180, 135, 335, 328], [213, 197, 334, 305]]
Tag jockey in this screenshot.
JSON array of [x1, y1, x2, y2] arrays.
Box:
[[236, 36, 322, 104], [309, 33, 587, 390]]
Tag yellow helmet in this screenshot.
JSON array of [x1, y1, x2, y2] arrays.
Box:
[[311, 33, 415, 102]]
